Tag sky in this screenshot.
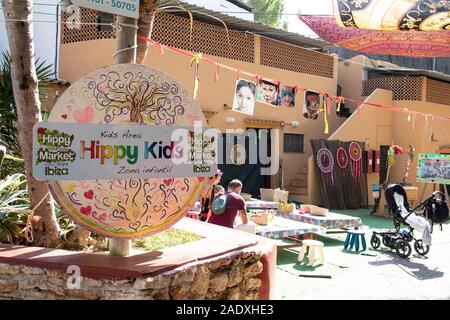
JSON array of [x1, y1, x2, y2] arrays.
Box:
[[283, 0, 333, 36]]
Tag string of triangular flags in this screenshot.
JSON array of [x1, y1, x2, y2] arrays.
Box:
[[137, 35, 450, 138]]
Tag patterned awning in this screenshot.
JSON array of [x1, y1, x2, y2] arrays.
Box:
[[300, 15, 450, 57], [333, 0, 450, 31]]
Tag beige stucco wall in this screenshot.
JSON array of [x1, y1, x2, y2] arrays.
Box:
[[328, 85, 450, 206], [389, 102, 450, 196], [329, 89, 393, 205], [59, 37, 342, 193], [337, 55, 365, 113]]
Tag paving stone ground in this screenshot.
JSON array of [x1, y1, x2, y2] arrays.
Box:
[[275, 224, 450, 300]]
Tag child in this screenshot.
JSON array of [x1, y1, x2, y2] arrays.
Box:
[[233, 80, 256, 113], [204, 185, 225, 222], [199, 169, 223, 221]]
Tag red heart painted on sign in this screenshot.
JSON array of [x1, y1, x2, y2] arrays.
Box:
[[99, 213, 107, 221], [84, 190, 94, 200], [61, 114, 68, 120], [80, 206, 92, 215], [197, 177, 205, 182], [73, 105, 94, 123], [163, 179, 173, 186]]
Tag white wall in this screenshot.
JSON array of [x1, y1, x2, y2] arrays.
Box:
[[0, 9, 8, 54], [0, 0, 60, 76]]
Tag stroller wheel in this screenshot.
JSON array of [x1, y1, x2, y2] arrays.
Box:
[[370, 235, 380, 249], [414, 240, 430, 256], [395, 240, 412, 258], [382, 236, 391, 248]]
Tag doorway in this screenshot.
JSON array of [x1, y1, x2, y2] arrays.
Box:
[[218, 128, 272, 198]]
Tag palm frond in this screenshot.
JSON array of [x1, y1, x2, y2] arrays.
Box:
[[0, 51, 53, 177]]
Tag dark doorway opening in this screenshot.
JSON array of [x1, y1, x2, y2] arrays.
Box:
[[218, 128, 272, 198]]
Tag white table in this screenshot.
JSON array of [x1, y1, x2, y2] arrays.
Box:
[[245, 199, 279, 210], [281, 210, 363, 232], [254, 216, 326, 240], [193, 199, 279, 212]]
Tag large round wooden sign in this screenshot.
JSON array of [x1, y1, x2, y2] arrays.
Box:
[[48, 64, 206, 238]]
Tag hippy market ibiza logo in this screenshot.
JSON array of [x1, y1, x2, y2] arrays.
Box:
[[36, 127, 76, 176], [187, 130, 216, 174]]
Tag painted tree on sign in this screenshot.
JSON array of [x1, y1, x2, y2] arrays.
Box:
[[89, 71, 185, 125]]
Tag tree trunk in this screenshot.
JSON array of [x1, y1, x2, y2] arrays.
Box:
[[130, 106, 144, 124], [2, 0, 61, 247], [136, 0, 158, 64], [67, 224, 91, 247]]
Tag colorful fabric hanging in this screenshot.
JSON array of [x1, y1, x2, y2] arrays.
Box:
[[321, 94, 329, 134], [317, 146, 334, 185], [214, 63, 220, 82], [190, 53, 202, 99], [333, 0, 450, 31], [326, 95, 332, 115], [336, 96, 344, 113], [387, 145, 403, 168], [299, 15, 450, 58], [323, 108, 329, 134], [349, 142, 362, 179]]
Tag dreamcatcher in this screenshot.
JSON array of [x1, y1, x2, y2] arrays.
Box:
[[317, 146, 334, 185], [349, 142, 362, 179], [336, 145, 348, 175]]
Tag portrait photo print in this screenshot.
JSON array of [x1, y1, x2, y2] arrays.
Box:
[[303, 90, 321, 120], [257, 79, 280, 107], [279, 85, 296, 107], [232, 79, 256, 115]]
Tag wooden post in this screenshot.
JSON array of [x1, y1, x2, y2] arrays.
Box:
[[109, 238, 131, 256], [373, 164, 391, 217], [109, 15, 137, 257]]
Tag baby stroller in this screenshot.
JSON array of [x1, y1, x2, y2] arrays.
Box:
[[370, 185, 449, 258]]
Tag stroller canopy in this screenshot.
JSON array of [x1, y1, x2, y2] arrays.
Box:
[[385, 184, 410, 215]]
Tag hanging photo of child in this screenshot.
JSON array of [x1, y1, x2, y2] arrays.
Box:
[[279, 85, 296, 107], [232, 79, 256, 115], [256, 79, 279, 107], [303, 90, 321, 119]]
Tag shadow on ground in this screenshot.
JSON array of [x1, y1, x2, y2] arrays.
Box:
[[369, 251, 444, 280]]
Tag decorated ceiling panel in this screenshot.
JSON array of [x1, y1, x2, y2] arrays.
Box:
[[300, 15, 450, 57], [333, 0, 450, 31]]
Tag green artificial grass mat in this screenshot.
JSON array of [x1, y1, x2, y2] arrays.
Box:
[[275, 206, 394, 278]]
